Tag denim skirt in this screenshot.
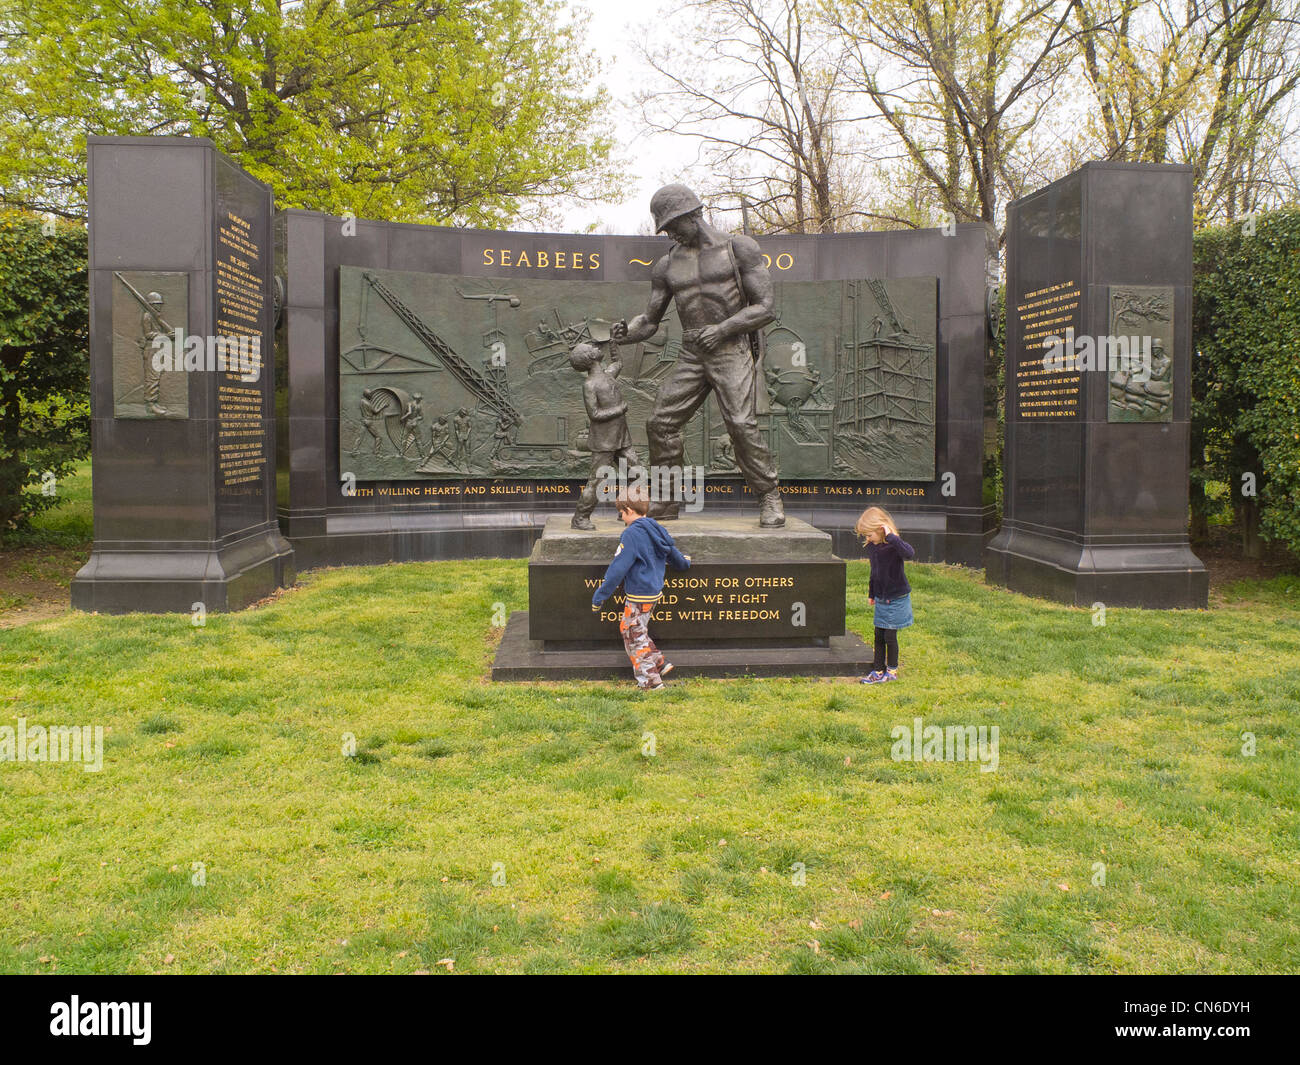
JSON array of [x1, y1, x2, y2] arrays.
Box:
[[873, 593, 914, 630]]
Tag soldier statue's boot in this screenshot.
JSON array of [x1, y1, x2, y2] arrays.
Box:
[[147, 402, 169, 416], [758, 489, 786, 528], [571, 515, 596, 530], [648, 500, 679, 521]]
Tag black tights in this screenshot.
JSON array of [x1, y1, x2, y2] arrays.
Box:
[[873, 627, 899, 672]]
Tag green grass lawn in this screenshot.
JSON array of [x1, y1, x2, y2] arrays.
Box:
[[0, 557, 1297, 974], [6, 460, 94, 547], [0, 461, 94, 617]]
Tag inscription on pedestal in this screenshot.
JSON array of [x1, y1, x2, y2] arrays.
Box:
[[1013, 279, 1081, 419], [526, 515, 847, 646], [530, 562, 845, 644]]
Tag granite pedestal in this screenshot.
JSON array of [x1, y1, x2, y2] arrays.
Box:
[[491, 515, 873, 680], [72, 137, 294, 614], [985, 162, 1207, 608]]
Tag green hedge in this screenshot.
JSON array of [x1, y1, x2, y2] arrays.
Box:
[[0, 211, 89, 533], [1192, 207, 1300, 558]]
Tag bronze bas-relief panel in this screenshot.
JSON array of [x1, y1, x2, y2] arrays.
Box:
[[1107, 284, 1174, 424], [111, 270, 189, 419], [337, 266, 937, 481]]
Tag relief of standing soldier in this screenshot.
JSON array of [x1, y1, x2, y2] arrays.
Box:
[[114, 272, 176, 418]]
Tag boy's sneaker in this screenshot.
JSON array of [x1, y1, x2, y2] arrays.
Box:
[[859, 671, 888, 684], [643, 682, 666, 693], [661, 662, 674, 677], [885, 668, 899, 681]]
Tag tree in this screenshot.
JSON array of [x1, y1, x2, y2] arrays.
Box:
[[829, 0, 1088, 243], [1069, 0, 1300, 222], [1192, 207, 1300, 560], [0, 212, 89, 532], [638, 0, 871, 233], [0, 0, 621, 228]]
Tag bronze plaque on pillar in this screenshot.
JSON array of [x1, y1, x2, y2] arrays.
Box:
[[111, 270, 189, 419]]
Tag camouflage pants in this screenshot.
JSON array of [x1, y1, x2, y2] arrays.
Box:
[[620, 602, 665, 689]]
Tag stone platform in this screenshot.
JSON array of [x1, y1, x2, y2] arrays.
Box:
[[532, 513, 837, 563], [491, 514, 873, 681]]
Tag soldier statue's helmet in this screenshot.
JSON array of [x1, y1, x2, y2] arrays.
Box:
[[650, 184, 704, 233], [146, 292, 164, 305]]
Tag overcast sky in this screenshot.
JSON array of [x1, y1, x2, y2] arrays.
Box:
[[556, 0, 701, 234]]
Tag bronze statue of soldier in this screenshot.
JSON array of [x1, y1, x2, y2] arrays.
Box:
[[612, 184, 784, 527]]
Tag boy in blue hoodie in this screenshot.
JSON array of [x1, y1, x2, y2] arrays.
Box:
[[592, 487, 691, 691]]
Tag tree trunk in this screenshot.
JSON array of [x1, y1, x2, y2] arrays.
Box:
[[1239, 497, 1263, 559], [0, 349, 25, 530], [1189, 480, 1209, 542]]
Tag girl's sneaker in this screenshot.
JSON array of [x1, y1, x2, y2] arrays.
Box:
[[859, 671, 889, 684], [885, 668, 899, 681]]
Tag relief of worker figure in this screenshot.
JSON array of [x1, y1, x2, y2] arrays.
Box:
[[398, 392, 424, 458], [1110, 340, 1173, 418], [425, 416, 452, 463], [712, 436, 738, 472], [490, 412, 518, 462], [612, 184, 785, 527], [360, 388, 390, 455], [570, 340, 641, 530], [451, 406, 474, 469]]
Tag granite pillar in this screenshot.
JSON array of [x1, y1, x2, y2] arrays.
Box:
[[72, 137, 294, 613]]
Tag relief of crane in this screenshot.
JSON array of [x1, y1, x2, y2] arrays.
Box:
[[360, 271, 522, 425]]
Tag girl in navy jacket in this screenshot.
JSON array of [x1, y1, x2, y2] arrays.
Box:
[[855, 506, 915, 684]]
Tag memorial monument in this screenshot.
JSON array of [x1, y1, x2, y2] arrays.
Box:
[[490, 186, 888, 679], [70, 136, 1208, 643], [985, 161, 1207, 608], [284, 185, 986, 571], [72, 137, 293, 613]]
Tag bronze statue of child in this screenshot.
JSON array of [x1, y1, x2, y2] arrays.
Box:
[[570, 340, 641, 530]]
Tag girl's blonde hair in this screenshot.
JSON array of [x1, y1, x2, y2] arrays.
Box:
[[855, 505, 898, 542]]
